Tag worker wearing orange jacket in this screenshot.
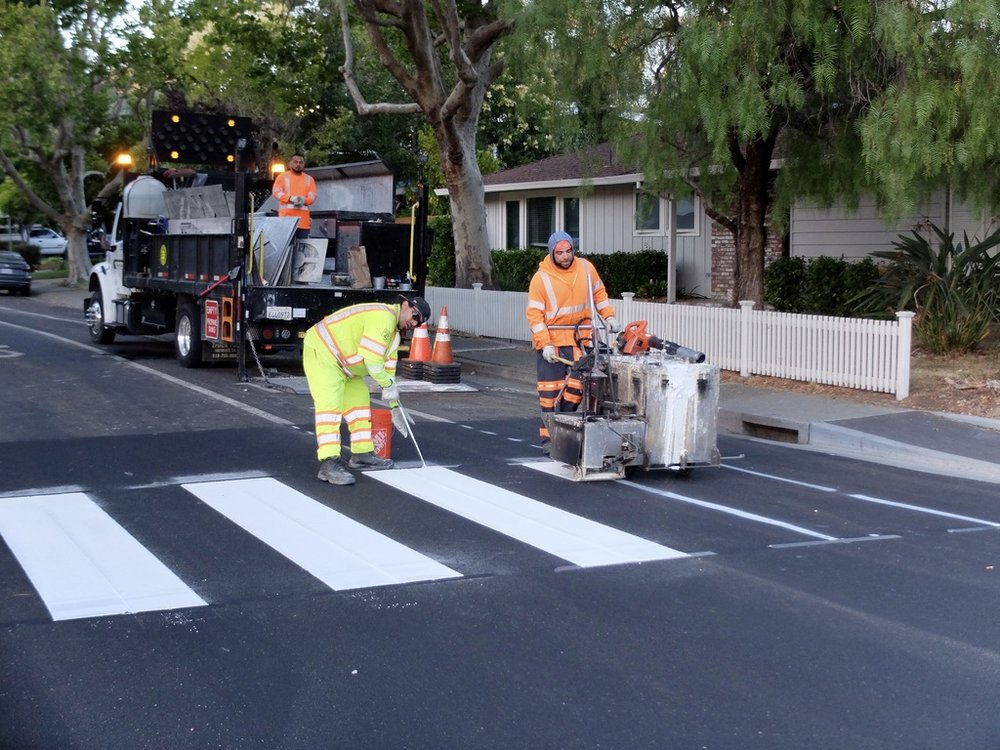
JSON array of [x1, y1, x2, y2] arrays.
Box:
[[525, 231, 619, 454], [272, 153, 316, 239]]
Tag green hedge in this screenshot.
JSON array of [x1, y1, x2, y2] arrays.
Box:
[[425, 215, 456, 287], [764, 255, 880, 315]]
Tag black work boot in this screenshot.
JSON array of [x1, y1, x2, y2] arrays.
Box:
[[317, 458, 355, 485], [348, 452, 394, 470]]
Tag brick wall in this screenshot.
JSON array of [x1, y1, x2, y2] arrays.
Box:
[[710, 220, 785, 304]]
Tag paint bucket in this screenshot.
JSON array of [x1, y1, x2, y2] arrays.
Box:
[[373, 276, 386, 290], [371, 408, 393, 458]]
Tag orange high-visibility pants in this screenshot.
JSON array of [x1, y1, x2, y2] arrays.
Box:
[[303, 343, 375, 460], [535, 344, 583, 441]]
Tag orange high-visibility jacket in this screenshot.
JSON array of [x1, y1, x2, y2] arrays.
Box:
[[526, 255, 615, 349], [272, 170, 317, 230]]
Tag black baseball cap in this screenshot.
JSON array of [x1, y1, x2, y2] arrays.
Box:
[[403, 295, 431, 325]]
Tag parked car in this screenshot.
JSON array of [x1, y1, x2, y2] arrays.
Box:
[[27, 226, 68, 257], [0, 251, 31, 295]]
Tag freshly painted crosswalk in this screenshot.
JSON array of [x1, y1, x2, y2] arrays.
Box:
[[183, 476, 462, 589], [370, 466, 688, 567], [0, 493, 206, 621], [0, 468, 692, 623]]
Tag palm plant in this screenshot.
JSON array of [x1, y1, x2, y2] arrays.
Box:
[[853, 223, 1000, 353]]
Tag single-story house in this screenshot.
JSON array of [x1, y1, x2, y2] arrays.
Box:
[[448, 143, 997, 303]]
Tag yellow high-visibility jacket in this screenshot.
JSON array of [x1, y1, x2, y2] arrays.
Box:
[[272, 170, 317, 230], [526, 255, 615, 349], [307, 303, 400, 387]]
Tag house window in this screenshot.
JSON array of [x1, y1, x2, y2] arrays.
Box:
[[527, 197, 555, 248], [505, 201, 520, 249], [635, 192, 661, 232], [563, 197, 580, 247], [635, 189, 699, 235], [676, 193, 697, 234]]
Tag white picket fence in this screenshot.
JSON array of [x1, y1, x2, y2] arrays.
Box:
[[425, 286, 915, 399]]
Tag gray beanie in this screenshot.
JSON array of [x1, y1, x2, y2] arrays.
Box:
[[547, 231, 575, 260]]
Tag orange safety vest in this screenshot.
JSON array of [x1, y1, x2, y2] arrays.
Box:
[[272, 170, 317, 230], [526, 255, 615, 349]]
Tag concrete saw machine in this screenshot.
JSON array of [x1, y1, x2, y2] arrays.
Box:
[[545, 319, 721, 481]]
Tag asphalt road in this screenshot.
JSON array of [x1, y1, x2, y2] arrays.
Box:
[[2, 297, 1000, 749]]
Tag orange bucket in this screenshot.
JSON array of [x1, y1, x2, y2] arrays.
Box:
[[371, 408, 393, 458]]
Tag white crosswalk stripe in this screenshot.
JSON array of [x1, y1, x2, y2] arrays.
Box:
[[0, 493, 206, 621], [182, 476, 462, 590], [370, 466, 688, 567]]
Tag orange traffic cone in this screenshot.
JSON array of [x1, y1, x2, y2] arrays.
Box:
[[408, 323, 431, 361], [430, 306, 454, 364]]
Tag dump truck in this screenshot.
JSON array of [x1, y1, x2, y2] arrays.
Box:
[[85, 110, 429, 378]]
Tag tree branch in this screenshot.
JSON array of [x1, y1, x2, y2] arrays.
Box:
[[338, 0, 421, 115]]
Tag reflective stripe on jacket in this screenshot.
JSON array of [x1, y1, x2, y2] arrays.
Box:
[[272, 171, 317, 229], [525, 255, 614, 349], [305, 303, 400, 387]]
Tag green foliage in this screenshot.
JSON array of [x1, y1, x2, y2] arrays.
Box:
[[586, 250, 670, 300], [635, 279, 669, 300], [763, 257, 807, 312], [426, 215, 456, 287], [480, 248, 668, 298], [764, 256, 880, 315], [853, 223, 1000, 353], [490, 248, 545, 291], [9, 243, 39, 268]]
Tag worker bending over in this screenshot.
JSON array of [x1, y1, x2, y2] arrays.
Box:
[[526, 231, 619, 454], [304, 296, 431, 485]]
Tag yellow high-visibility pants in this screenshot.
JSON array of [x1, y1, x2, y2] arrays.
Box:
[[303, 342, 374, 460]]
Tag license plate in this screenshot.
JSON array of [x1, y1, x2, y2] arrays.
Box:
[[266, 306, 293, 321]]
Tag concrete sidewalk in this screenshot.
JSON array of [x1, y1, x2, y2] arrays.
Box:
[[21, 277, 1000, 484], [447, 334, 1000, 485]]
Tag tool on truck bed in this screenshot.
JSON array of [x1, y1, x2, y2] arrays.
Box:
[[545, 316, 720, 481]]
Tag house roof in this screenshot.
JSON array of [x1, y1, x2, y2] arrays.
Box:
[[467, 142, 644, 195]]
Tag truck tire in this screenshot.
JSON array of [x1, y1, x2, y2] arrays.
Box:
[[86, 291, 116, 344], [175, 303, 203, 368]]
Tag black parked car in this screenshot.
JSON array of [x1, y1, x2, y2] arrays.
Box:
[[0, 251, 31, 295]]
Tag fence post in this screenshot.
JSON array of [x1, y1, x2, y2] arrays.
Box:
[[894, 311, 915, 400], [739, 300, 755, 377], [472, 282, 483, 336]]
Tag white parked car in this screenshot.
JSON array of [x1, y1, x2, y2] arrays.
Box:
[[27, 226, 68, 256]]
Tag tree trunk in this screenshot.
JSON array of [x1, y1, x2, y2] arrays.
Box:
[[732, 136, 775, 305], [436, 126, 494, 289]]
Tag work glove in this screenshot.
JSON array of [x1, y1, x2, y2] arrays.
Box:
[[291, 195, 304, 208], [389, 402, 410, 438], [381, 381, 400, 402], [606, 316, 621, 334], [542, 344, 558, 364]]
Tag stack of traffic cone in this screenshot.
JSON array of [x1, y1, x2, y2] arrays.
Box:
[[400, 323, 431, 380], [426, 306, 462, 384]]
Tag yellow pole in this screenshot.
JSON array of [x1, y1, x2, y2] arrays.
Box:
[[408, 202, 419, 282]]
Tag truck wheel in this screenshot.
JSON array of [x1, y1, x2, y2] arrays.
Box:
[[86, 292, 115, 344], [175, 303, 203, 367]]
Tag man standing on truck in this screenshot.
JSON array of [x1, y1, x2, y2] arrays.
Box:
[[303, 296, 432, 486], [526, 231, 619, 455], [272, 153, 316, 239]]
